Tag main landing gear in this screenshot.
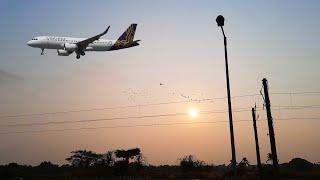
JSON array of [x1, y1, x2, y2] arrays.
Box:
[[41, 48, 44, 55], [76, 50, 85, 59]]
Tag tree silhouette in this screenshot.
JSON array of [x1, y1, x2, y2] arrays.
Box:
[[115, 148, 141, 163], [66, 150, 102, 167], [102, 151, 114, 167], [136, 153, 147, 166], [237, 157, 250, 176], [288, 158, 314, 171], [179, 155, 205, 172], [238, 157, 250, 167], [37, 161, 59, 169], [113, 148, 144, 175], [266, 153, 273, 164]]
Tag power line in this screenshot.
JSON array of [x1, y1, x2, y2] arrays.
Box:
[[0, 100, 211, 119], [273, 117, 320, 121], [0, 120, 232, 134], [271, 91, 320, 95], [0, 117, 319, 135], [0, 94, 262, 119], [2, 91, 318, 119], [273, 105, 320, 110], [0, 109, 252, 127], [0, 100, 191, 119], [1, 105, 319, 128], [0, 112, 187, 127]]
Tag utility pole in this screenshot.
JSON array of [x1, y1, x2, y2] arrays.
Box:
[[216, 15, 237, 177], [251, 107, 262, 172], [262, 78, 279, 178]]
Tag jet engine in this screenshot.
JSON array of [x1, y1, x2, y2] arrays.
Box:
[[57, 49, 72, 56], [64, 43, 78, 51]]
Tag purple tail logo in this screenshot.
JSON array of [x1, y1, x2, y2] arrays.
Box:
[[111, 24, 138, 50], [117, 24, 137, 43]]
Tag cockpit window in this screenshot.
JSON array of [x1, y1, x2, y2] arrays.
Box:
[[32, 38, 38, 40]]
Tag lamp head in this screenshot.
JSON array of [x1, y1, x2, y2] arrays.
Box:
[[216, 15, 225, 27]]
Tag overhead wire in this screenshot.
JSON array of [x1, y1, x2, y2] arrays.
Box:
[[0, 105, 319, 128], [0, 117, 319, 135], [0, 109, 253, 127], [1, 91, 319, 119]]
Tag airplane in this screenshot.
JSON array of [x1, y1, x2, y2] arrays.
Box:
[[27, 24, 140, 59]]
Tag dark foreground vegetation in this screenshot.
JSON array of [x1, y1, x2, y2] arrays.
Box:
[[1, 148, 320, 179]]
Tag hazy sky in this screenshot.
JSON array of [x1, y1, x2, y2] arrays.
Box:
[[0, 0, 320, 166]]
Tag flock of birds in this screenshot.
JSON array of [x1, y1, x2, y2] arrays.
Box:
[[121, 82, 214, 104]]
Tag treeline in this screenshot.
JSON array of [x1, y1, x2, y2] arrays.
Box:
[[65, 148, 145, 169], [0, 148, 147, 179], [1, 148, 320, 179]]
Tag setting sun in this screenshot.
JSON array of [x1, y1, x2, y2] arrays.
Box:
[[188, 108, 199, 118]]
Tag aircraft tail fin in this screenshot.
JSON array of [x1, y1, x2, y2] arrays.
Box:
[[117, 24, 137, 43], [110, 24, 139, 50]]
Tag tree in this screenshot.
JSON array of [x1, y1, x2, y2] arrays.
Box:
[[37, 161, 59, 169], [136, 153, 147, 166], [266, 153, 273, 164], [66, 150, 102, 168], [288, 158, 314, 171], [113, 148, 144, 175], [179, 155, 205, 172], [6, 162, 19, 168], [236, 157, 250, 176], [131, 152, 147, 171], [102, 151, 115, 167], [238, 157, 250, 167], [115, 148, 141, 163]]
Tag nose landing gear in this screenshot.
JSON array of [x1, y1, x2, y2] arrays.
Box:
[[41, 48, 44, 55]]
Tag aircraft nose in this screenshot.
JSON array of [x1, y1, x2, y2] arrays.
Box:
[[27, 40, 32, 46]]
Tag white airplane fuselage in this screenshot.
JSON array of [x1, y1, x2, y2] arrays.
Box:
[[27, 36, 117, 51]]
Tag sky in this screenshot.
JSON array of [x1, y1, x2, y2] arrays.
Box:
[[0, 0, 320, 166]]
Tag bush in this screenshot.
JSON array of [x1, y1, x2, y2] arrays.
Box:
[[179, 155, 205, 172]]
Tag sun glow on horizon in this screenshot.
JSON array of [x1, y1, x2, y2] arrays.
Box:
[[188, 108, 199, 118]]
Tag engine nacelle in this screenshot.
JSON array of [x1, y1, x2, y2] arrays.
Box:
[[57, 49, 71, 56], [64, 43, 78, 51]]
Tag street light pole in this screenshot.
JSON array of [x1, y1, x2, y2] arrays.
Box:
[[216, 15, 237, 177]]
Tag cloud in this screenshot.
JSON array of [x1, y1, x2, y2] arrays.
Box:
[[0, 69, 24, 83]]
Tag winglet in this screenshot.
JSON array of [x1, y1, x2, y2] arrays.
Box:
[[101, 25, 110, 36], [75, 25, 110, 47]]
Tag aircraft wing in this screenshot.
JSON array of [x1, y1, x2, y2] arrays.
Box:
[[76, 26, 110, 49]]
